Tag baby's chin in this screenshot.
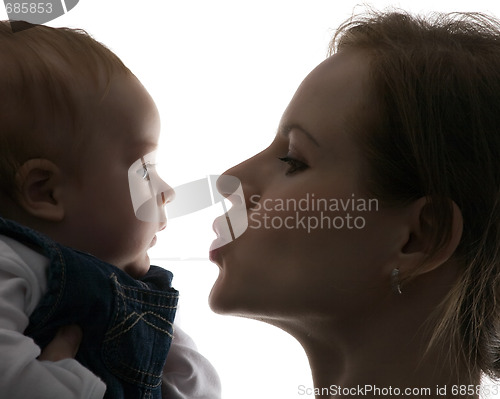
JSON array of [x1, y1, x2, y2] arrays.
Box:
[[121, 254, 151, 279]]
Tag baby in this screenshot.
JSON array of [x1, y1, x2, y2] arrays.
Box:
[[0, 20, 220, 398]]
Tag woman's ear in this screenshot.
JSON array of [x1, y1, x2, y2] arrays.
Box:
[[398, 197, 463, 277], [15, 159, 65, 221]]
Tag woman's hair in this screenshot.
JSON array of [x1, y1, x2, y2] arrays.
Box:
[[0, 20, 130, 198], [330, 10, 500, 380]]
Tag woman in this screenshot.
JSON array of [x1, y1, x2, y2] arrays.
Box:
[[209, 11, 500, 397]]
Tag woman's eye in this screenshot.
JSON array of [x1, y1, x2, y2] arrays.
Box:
[[278, 156, 308, 175]]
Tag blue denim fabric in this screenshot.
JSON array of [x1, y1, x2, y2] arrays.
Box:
[[0, 218, 178, 399]]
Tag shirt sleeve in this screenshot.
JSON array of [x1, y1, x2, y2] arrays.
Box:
[[162, 324, 222, 399], [0, 236, 106, 399]]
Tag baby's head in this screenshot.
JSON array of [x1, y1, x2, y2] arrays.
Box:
[[0, 21, 174, 277]]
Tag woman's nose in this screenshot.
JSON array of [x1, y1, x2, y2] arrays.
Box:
[[216, 174, 243, 202], [217, 151, 266, 207]]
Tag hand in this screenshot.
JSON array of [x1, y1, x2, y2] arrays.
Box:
[[38, 324, 82, 362]]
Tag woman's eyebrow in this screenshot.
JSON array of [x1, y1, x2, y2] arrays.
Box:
[[278, 123, 321, 147]]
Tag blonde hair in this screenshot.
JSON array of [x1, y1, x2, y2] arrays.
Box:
[[0, 20, 130, 199]]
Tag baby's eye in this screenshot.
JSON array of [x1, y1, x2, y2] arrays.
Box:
[[137, 162, 154, 181], [278, 156, 308, 175]]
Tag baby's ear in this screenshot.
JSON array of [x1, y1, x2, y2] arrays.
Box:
[[15, 159, 65, 221]]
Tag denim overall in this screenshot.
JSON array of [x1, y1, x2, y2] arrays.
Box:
[[0, 218, 179, 399]]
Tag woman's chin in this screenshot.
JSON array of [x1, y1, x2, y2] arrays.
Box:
[[208, 278, 231, 314], [208, 276, 265, 318], [208, 276, 247, 316]]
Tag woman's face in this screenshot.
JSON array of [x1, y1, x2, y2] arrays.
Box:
[[209, 51, 411, 323]]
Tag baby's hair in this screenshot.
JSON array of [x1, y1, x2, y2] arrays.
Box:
[[0, 20, 131, 199]]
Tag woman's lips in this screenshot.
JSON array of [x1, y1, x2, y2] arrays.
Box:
[[209, 201, 249, 262], [209, 216, 232, 263], [210, 217, 227, 250], [209, 241, 223, 263]]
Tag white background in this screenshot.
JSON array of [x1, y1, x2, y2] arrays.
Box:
[[2, 1, 500, 398]]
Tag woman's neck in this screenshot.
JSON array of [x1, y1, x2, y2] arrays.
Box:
[[301, 320, 473, 398], [272, 265, 477, 398]]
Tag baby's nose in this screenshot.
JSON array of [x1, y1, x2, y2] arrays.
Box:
[[159, 182, 175, 206]]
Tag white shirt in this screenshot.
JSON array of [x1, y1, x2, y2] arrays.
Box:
[[0, 234, 221, 399]]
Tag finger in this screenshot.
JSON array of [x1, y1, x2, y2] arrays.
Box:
[[38, 324, 83, 362]]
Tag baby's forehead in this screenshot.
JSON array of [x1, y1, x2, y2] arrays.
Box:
[[22, 62, 116, 134], [77, 73, 161, 151]]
